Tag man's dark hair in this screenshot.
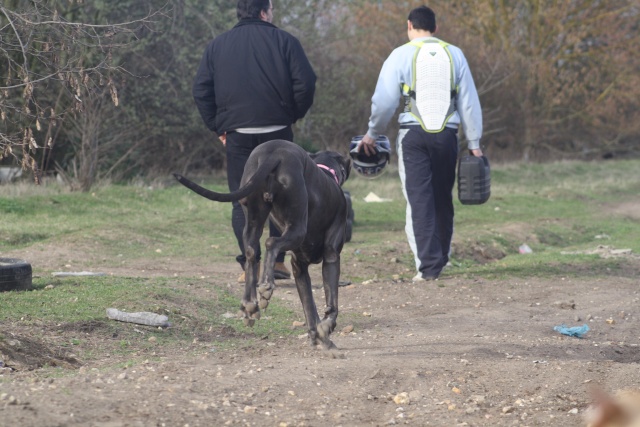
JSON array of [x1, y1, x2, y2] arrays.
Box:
[[237, 0, 270, 20], [408, 6, 436, 33]]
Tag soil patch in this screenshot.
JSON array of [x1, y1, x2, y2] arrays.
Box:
[[1, 245, 640, 427]]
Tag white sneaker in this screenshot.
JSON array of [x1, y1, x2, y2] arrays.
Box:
[[412, 273, 438, 282]]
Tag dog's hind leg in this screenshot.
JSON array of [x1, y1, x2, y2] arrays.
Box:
[[259, 194, 307, 311], [240, 202, 269, 326], [259, 223, 305, 311], [257, 230, 279, 310]]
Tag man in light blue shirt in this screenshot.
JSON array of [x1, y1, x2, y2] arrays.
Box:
[[359, 5, 483, 281]]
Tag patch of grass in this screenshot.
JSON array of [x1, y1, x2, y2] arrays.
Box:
[[0, 275, 298, 362], [1, 232, 50, 246], [344, 158, 640, 277], [448, 253, 626, 280], [0, 198, 29, 214], [214, 290, 299, 339], [0, 179, 238, 259]]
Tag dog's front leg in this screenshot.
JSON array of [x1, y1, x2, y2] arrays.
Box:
[[317, 252, 340, 348]]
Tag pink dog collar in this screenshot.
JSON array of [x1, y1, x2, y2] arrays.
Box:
[[317, 164, 339, 185]]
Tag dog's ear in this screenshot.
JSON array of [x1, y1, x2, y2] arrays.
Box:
[[336, 153, 351, 181], [343, 156, 352, 181], [334, 156, 351, 185], [327, 151, 351, 184]]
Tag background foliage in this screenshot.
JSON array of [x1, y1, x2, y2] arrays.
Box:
[[1, 0, 639, 190]]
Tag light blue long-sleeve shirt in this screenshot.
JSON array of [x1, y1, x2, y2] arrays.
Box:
[[366, 37, 483, 150]]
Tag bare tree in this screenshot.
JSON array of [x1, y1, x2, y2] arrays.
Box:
[[56, 87, 146, 191], [0, 1, 163, 184]]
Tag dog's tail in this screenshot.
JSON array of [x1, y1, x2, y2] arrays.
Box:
[[173, 159, 281, 203]]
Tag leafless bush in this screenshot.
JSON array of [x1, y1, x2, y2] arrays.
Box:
[[0, 1, 164, 186]]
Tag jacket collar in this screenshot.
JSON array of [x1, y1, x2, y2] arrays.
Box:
[[234, 19, 278, 29]]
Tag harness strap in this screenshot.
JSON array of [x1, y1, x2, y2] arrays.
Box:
[[317, 164, 339, 186]]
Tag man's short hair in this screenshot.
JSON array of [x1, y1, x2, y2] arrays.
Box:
[[408, 6, 436, 33], [237, 0, 270, 20]]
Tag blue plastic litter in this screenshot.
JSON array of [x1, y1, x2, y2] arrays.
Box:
[[553, 324, 590, 338]]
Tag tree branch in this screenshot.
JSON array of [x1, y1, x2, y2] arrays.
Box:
[[0, 7, 29, 83]]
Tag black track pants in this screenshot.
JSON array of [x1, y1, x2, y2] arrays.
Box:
[[397, 125, 458, 277], [225, 127, 294, 268]]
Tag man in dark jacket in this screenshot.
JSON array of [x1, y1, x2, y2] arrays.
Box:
[[193, 0, 316, 281]]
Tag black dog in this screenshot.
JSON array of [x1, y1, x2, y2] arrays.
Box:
[[174, 140, 351, 350]]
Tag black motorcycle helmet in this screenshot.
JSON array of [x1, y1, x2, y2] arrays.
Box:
[[349, 135, 391, 178]]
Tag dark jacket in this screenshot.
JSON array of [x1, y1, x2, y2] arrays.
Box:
[[192, 19, 316, 134]]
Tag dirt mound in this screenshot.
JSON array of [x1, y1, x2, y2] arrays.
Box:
[[452, 240, 507, 263], [0, 331, 81, 371]]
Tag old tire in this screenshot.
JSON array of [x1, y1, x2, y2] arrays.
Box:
[[0, 258, 33, 292]]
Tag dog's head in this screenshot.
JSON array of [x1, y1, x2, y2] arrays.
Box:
[[310, 151, 352, 186]]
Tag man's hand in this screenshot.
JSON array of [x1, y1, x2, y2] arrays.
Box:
[[359, 134, 377, 156], [470, 148, 483, 157], [218, 132, 227, 146]]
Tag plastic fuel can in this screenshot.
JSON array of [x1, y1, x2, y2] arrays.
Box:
[[457, 155, 491, 205]]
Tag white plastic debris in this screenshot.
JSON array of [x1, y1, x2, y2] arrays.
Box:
[[106, 308, 170, 327], [52, 271, 107, 277], [364, 192, 391, 203], [518, 244, 533, 254]]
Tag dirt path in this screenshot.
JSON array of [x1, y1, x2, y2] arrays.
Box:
[[1, 247, 640, 426]]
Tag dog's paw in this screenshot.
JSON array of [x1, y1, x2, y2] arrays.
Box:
[[240, 301, 261, 326], [323, 347, 344, 358], [258, 283, 274, 298], [317, 318, 335, 339], [316, 338, 338, 352], [258, 283, 275, 310]]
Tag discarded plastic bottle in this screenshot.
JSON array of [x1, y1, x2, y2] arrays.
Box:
[[457, 155, 491, 205]]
